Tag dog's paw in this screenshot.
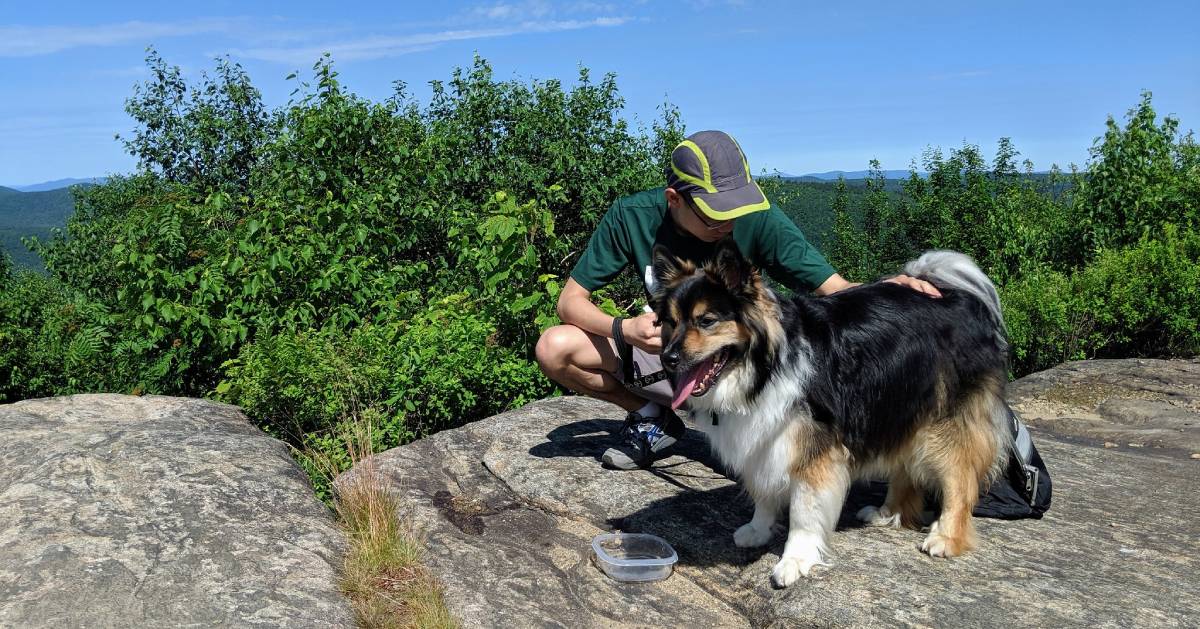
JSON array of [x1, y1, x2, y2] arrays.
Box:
[[770, 554, 824, 587], [920, 531, 967, 558], [856, 505, 901, 528], [734, 521, 773, 548]]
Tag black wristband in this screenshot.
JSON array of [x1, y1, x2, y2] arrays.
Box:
[[611, 316, 627, 346], [611, 316, 636, 384]]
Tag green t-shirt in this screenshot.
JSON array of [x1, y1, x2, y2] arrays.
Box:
[[570, 187, 836, 295]]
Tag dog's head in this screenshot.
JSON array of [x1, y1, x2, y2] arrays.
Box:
[[651, 237, 781, 410]]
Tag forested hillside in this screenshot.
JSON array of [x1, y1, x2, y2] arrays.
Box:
[[0, 186, 79, 269]]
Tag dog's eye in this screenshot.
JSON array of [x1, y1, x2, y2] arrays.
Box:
[[698, 314, 719, 329]]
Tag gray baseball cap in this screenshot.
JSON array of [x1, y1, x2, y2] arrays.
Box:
[[666, 130, 770, 220]]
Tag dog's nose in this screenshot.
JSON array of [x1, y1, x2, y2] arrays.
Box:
[[662, 348, 680, 371]]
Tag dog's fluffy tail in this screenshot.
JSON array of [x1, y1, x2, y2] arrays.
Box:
[[904, 251, 1006, 344]]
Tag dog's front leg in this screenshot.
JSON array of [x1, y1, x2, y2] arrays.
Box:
[[771, 452, 850, 587], [733, 500, 776, 547]]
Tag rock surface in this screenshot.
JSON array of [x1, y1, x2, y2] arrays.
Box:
[[0, 394, 353, 628], [1008, 358, 1200, 454], [348, 359, 1200, 628]]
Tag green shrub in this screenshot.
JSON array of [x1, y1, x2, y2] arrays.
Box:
[[823, 94, 1197, 377], [21, 54, 676, 405], [1001, 225, 1200, 375], [1075, 224, 1200, 358], [217, 294, 554, 497], [1079, 92, 1200, 251], [1000, 268, 1082, 376]]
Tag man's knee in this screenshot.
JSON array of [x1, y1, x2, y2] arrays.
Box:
[[535, 325, 579, 378]]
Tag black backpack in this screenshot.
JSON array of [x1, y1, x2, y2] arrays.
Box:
[[973, 407, 1053, 519]]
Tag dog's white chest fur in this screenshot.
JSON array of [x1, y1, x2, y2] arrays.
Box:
[[693, 408, 796, 506], [689, 365, 812, 508]]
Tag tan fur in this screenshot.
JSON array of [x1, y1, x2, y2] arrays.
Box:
[[667, 301, 683, 330], [788, 422, 840, 485], [661, 246, 1010, 573], [658, 259, 697, 292], [879, 470, 925, 530], [816, 371, 1007, 552], [749, 282, 785, 361], [888, 374, 1005, 555], [792, 443, 850, 493], [682, 296, 746, 358], [683, 321, 743, 358]]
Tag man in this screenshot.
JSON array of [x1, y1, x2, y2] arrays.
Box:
[[535, 130, 940, 470]]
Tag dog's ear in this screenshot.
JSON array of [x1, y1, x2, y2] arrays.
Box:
[[652, 245, 691, 293], [712, 237, 753, 292]]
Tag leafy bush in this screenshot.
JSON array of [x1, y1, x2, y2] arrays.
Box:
[[121, 49, 270, 196], [825, 94, 1197, 377], [218, 294, 553, 499], [1078, 92, 1200, 250], [1001, 224, 1200, 375], [0, 51, 681, 496], [0, 267, 172, 398], [1000, 268, 1084, 376], [1074, 223, 1200, 358]]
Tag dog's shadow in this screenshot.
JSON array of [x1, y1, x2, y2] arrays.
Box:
[[528, 418, 892, 569]]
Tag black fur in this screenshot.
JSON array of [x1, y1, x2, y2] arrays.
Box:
[[788, 282, 1007, 455]]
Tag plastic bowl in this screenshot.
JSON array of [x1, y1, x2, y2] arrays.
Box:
[[591, 533, 678, 582]]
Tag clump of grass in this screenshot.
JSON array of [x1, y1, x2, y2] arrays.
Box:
[[304, 417, 457, 629]]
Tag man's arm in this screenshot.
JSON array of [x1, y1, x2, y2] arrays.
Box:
[[814, 271, 942, 297], [557, 278, 662, 353], [814, 272, 856, 295]]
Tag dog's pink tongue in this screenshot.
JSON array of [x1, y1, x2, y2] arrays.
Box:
[[670, 372, 696, 410], [671, 367, 700, 410]]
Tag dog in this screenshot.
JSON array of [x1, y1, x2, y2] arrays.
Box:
[[650, 239, 1011, 588]]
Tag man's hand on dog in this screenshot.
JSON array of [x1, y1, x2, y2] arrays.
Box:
[[885, 274, 942, 297], [623, 312, 663, 353]]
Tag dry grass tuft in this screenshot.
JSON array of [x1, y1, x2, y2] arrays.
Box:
[[304, 418, 457, 629]]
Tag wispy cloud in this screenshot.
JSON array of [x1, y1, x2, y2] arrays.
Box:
[[230, 17, 630, 65], [0, 19, 242, 57], [466, 1, 554, 21], [0, 6, 632, 64]]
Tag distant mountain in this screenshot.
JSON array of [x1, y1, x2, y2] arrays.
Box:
[[800, 170, 917, 180], [8, 177, 107, 192], [0, 187, 79, 270], [758, 170, 922, 182]]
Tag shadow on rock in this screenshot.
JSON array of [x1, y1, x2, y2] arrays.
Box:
[[529, 417, 726, 473], [528, 416, 892, 568], [605, 479, 893, 569]]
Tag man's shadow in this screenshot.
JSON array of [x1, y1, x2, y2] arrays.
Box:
[[529, 418, 891, 568]]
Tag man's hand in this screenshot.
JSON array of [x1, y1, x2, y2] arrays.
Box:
[[622, 312, 663, 353], [885, 274, 942, 298]]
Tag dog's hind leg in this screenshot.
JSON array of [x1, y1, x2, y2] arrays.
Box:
[[772, 446, 850, 587], [921, 464, 981, 557], [856, 468, 925, 530], [920, 390, 1001, 558]]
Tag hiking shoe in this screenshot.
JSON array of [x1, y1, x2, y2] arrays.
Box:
[[601, 409, 686, 470]]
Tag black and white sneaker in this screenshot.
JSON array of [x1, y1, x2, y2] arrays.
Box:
[[601, 409, 686, 470]]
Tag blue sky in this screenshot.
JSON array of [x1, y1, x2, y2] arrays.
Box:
[[3, 1, 1198, 186]]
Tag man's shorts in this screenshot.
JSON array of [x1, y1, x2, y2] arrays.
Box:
[[608, 337, 675, 408]]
